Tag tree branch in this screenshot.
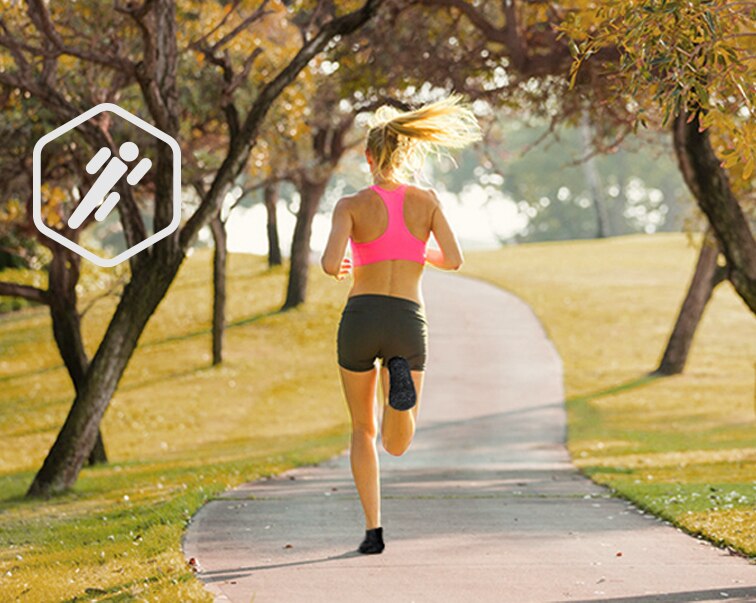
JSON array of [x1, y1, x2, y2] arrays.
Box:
[[205, 1, 272, 54], [185, 0, 241, 51], [0, 281, 49, 304], [25, 0, 136, 74], [179, 0, 384, 250], [420, 0, 506, 44], [419, 0, 572, 77]]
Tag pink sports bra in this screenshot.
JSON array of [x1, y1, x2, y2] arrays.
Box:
[[349, 184, 427, 267]]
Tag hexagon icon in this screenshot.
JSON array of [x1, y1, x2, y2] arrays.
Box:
[[33, 103, 181, 268]]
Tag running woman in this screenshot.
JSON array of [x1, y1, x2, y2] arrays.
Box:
[[320, 93, 482, 554]]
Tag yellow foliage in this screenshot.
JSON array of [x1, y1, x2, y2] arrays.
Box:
[[39, 184, 68, 228], [0, 198, 21, 223], [559, 0, 755, 182]]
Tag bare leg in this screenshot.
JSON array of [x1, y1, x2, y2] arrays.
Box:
[[338, 365, 381, 530], [380, 366, 424, 456]]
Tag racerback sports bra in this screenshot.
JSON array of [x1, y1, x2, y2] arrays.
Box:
[[349, 184, 427, 266]]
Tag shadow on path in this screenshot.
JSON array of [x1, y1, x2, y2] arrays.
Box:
[[200, 551, 364, 584], [553, 587, 756, 603]]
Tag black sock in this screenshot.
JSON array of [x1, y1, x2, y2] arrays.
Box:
[[358, 527, 385, 554], [387, 356, 416, 411]]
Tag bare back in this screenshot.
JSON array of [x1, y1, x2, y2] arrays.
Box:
[[346, 185, 435, 306]]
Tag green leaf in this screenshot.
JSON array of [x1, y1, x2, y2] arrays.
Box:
[[702, 11, 716, 35], [569, 39, 580, 59], [649, 55, 671, 66], [662, 102, 672, 126], [694, 82, 709, 108]]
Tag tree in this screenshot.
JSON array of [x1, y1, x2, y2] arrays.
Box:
[[277, 11, 420, 309], [264, 182, 283, 266], [390, 0, 752, 375], [0, 107, 112, 464], [579, 108, 610, 238], [473, 110, 689, 242], [561, 0, 755, 313], [654, 226, 728, 375], [282, 102, 357, 309], [0, 0, 383, 497], [184, 13, 320, 365]]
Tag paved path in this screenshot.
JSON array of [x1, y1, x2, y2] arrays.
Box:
[[182, 270, 756, 602]]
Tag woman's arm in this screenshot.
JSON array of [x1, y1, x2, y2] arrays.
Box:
[[425, 191, 463, 271], [321, 198, 353, 279]]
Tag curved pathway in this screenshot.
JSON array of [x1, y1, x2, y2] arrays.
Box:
[[182, 270, 756, 602]]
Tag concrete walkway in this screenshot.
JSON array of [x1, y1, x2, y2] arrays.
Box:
[[182, 270, 756, 602]]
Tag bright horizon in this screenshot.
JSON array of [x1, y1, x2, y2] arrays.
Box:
[[223, 184, 528, 256]]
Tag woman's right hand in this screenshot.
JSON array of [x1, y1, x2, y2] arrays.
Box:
[[424, 247, 443, 268]]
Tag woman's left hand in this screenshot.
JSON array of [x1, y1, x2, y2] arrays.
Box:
[[336, 257, 352, 280]]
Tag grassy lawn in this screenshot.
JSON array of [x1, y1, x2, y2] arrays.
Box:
[[1, 233, 753, 601], [0, 250, 354, 601], [463, 232, 756, 559]]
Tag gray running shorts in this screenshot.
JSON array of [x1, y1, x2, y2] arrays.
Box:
[[337, 293, 428, 372]]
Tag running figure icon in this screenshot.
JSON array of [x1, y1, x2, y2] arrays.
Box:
[[67, 141, 152, 229]]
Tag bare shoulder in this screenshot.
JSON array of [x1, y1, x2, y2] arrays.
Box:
[[332, 191, 363, 213], [405, 184, 440, 208], [341, 187, 376, 208]]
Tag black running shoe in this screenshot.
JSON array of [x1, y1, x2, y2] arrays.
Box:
[[387, 356, 416, 411], [358, 527, 385, 554]]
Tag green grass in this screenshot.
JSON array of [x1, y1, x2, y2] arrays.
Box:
[[0, 250, 354, 601], [463, 232, 756, 559], [1, 232, 753, 600]]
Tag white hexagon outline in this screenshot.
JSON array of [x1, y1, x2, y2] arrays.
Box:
[[33, 102, 181, 268]]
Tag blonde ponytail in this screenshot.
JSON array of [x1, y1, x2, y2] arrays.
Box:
[[366, 93, 482, 183]]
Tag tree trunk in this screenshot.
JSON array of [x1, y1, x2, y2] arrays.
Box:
[[265, 182, 282, 267], [210, 215, 227, 366], [609, 148, 631, 236], [673, 111, 756, 314], [26, 253, 184, 498], [580, 109, 610, 238], [283, 178, 328, 310], [47, 246, 107, 465], [87, 434, 107, 466], [19, 0, 380, 499], [653, 227, 728, 376]]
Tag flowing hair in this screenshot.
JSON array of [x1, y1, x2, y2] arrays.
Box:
[[365, 92, 483, 183]]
